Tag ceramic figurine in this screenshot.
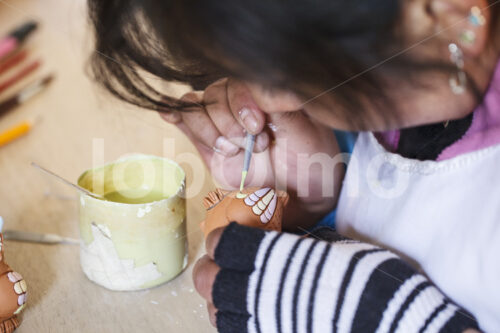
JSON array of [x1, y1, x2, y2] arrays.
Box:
[[201, 187, 289, 237], [0, 233, 27, 333]]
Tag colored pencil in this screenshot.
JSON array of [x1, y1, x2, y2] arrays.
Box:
[[0, 75, 53, 117], [0, 59, 41, 94], [0, 50, 28, 75], [0, 120, 32, 147], [0, 21, 38, 61]]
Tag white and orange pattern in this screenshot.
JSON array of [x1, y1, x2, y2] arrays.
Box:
[[7, 272, 27, 312], [0, 232, 27, 333]]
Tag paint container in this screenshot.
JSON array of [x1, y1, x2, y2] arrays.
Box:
[[77, 155, 187, 291]]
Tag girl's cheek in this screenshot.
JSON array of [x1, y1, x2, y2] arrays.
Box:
[[303, 104, 357, 131]]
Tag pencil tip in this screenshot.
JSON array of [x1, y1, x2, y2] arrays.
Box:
[[9, 20, 38, 42], [43, 74, 55, 86]]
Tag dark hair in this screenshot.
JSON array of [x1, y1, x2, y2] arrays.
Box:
[[87, 0, 499, 120]]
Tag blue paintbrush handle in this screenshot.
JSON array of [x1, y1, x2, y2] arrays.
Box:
[[243, 134, 256, 172]]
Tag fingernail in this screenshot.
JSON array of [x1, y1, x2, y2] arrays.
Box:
[[239, 108, 259, 134], [214, 136, 240, 156], [254, 132, 269, 152]]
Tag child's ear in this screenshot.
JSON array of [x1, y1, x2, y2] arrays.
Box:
[[429, 0, 490, 57]]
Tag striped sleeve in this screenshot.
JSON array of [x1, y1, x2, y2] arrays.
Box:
[[212, 223, 480, 333]]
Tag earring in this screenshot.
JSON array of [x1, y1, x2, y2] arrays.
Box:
[[469, 6, 486, 26], [448, 43, 467, 95], [459, 30, 476, 45]]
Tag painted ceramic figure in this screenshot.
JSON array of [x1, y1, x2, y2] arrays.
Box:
[[0, 234, 27, 333], [201, 187, 289, 237]]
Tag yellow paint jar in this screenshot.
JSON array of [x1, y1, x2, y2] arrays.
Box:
[[77, 155, 187, 291]]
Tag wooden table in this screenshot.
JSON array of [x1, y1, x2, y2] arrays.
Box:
[[0, 0, 216, 331]]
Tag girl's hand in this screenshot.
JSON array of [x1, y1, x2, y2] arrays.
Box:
[[161, 78, 343, 229], [193, 223, 480, 332]]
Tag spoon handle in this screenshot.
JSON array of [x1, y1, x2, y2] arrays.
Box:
[[31, 162, 104, 200]]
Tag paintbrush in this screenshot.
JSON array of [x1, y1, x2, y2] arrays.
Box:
[[31, 162, 105, 200], [0, 216, 78, 245], [0, 74, 53, 118], [2, 230, 80, 245], [239, 133, 256, 192]]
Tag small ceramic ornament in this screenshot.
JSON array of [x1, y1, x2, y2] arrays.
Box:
[[0, 234, 27, 333], [201, 187, 289, 237]]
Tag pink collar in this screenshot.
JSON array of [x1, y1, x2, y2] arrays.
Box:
[[376, 61, 500, 160], [438, 62, 500, 160]]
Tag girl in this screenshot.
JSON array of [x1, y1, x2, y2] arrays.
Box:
[[88, 0, 499, 332]]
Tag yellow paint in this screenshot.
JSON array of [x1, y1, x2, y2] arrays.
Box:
[[263, 190, 275, 204], [77, 155, 187, 290], [239, 170, 248, 192], [0, 121, 32, 147], [236, 192, 247, 199], [14, 304, 25, 315], [103, 189, 167, 204], [252, 205, 262, 215], [20, 280, 27, 292]]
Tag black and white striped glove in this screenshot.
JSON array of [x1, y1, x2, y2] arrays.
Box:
[[212, 223, 479, 333]]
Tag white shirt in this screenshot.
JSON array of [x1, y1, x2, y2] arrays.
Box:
[[336, 132, 500, 332]]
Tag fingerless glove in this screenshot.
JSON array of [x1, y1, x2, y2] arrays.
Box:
[[212, 223, 479, 333]]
